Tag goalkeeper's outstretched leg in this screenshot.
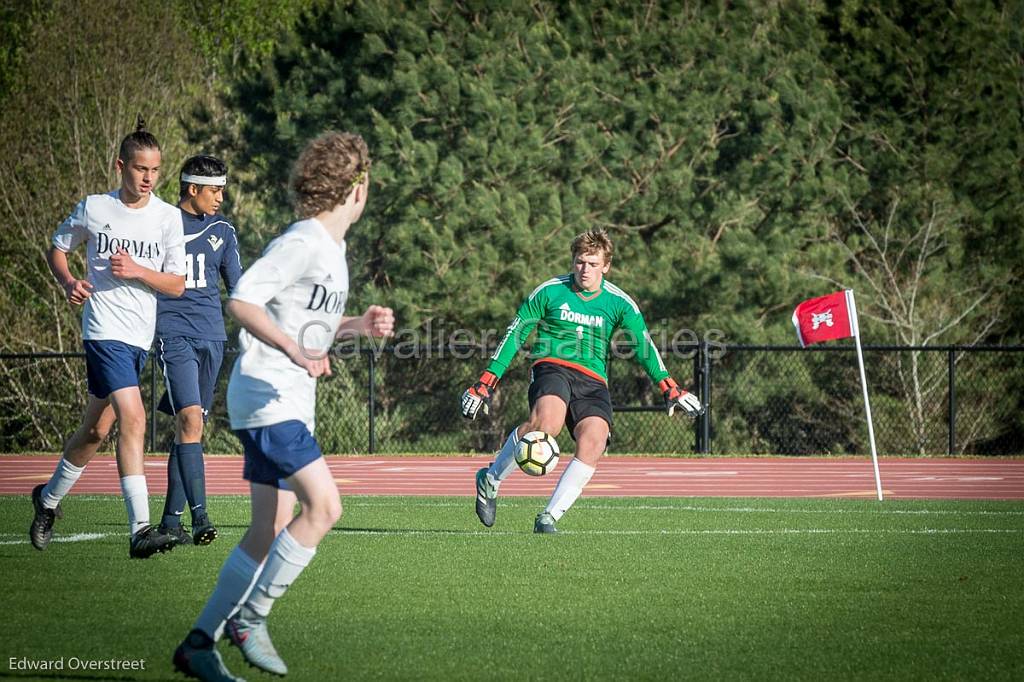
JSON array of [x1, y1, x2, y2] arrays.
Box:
[[474, 395, 568, 527]]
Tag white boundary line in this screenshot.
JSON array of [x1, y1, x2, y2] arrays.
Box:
[[0, 532, 107, 545], [339, 500, 1024, 516], [4, 495, 1022, 516], [0, 527, 1020, 545], [331, 524, 1019, 536]]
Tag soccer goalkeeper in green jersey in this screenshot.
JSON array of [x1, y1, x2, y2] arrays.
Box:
[[460, 228, 703, 533]]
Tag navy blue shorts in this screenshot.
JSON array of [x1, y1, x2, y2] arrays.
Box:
[[84, 340, 148, 399], [156, 336, 225, 420], [235, 420, 323, 488]]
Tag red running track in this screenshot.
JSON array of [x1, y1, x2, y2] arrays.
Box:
[[1, 455, 1023, 499]]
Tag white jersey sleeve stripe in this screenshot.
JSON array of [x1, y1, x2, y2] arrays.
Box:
[[528, 275, 571, 301], [644, 329, 667, 373], [490, 316, 522, 361], [603, 282, 640, 314]]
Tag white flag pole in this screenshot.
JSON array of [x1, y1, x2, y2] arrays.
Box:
[[846, 290, 883, 500]]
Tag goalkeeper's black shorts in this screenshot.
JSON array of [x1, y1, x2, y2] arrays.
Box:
[[527, 360, 613, 439]]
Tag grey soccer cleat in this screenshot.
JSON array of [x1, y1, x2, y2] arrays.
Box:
[[475, 467, 497, 527], [226, 606, 288, 676], [534, 512, 558, 534], [129, 524, 177, 559], [173, 630, 246, 682], [29, 484, 59, 550]]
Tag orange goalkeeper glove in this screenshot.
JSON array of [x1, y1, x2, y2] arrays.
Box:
[[658, 377, 703, 417], [461, 370, 499, 420]]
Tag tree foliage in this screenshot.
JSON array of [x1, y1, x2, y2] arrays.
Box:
[[223, 1, 857, 348]]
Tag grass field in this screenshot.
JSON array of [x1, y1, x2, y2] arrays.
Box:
[[2, 494, 1023, 680]]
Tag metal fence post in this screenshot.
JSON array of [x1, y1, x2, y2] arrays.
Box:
[[149, 357, 157, 453], [948, 348, 956, 455], [693, 342, 711, 454], [693, 345, 703, 453], [367, 350, 376, 454], [701, 342, 712, 454]]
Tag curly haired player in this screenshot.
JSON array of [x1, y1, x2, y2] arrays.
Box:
[[173, 131, 393, 682]]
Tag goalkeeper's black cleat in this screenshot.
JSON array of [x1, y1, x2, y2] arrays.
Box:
[[533, 512, 558, 534], [475, 467, 497, 527], [29, 484, 59, 550], [129, 524, 176, 559]]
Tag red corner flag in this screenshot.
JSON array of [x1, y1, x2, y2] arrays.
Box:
[[791, 290, 857, 348], [791, 289, 882, 500]]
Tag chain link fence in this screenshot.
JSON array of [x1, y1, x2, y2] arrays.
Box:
[[1, 345, 1022, 456]]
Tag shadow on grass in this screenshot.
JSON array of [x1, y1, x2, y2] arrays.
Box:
[[84, 522, 507, 536]]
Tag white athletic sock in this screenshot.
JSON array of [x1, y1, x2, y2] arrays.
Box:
[[244, 528, 316, 619], [41, 458, 85, 509], [195, 546, 262, 641], [487, 428, 520, 485], [119, 475, 150, 535], [544, 459, 596, 521]]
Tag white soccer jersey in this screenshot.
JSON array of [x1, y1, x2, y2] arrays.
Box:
[[52, 191, 186, 349], [227, 218, 350, 432]]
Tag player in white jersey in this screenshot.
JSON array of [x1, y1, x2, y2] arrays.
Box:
[[173, 131, 394, 682], [31, 116, 186, 559]]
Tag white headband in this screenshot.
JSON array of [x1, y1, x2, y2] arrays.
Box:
[[181, 173, 227, 186]]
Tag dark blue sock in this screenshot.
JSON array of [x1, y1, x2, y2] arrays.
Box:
[[176, 442, 207, 521], [161, 444, 187, 528]]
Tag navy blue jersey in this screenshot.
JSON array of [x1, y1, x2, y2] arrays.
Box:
[[156, 210, 242, 341]]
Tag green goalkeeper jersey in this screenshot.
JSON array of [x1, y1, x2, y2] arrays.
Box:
[[486, 274, 669, 385]]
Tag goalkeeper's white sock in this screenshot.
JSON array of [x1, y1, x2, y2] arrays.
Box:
[[195, 545, 262, 641], [119, 475, 150, 535], [41, 457, 84, 509], [544, 458, 596, 521], [487, 427, 520, 484], [244, 528, 316, 618]]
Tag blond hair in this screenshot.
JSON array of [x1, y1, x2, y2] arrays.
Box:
[[570, 228, 613, 264], [291, 131, 371, 218]]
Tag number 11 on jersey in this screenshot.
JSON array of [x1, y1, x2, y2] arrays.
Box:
[[184, 252, 207, 289]]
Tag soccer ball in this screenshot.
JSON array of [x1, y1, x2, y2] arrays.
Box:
[[514, 431, 560, 476]]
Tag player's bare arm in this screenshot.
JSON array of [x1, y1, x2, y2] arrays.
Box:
[[46, 246, 93, 305], [226, 298, 331, 378], [335, 305, 395, 339], [109, 247, 185, 297]]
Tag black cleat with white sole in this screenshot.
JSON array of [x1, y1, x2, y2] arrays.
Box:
[[29, 484, 60, 551]]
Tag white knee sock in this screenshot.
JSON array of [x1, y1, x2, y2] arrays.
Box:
[[195, 546, 262, 641], [487, 428, 520, 485], [119, 475, 150, 535], [244, 528, 316, 618], [42, 458, 85, 508], [544, 459, 596, 521]]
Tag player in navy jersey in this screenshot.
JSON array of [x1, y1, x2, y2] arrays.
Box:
[[155, 155, 242, 547]]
